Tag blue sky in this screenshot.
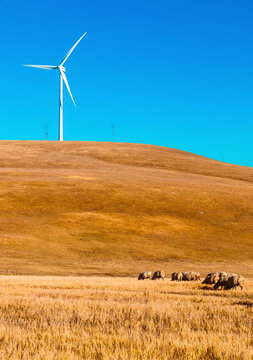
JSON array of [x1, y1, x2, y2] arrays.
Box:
[[0, 0, 252, 166]]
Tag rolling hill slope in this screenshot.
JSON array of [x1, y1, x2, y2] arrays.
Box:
[[0, 141, 252, 276]]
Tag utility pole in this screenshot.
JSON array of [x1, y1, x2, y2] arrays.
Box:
[[111, 123, 116, 142], [44, 122, 48, 141]]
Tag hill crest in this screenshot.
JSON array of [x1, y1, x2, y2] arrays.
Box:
[[0, 141, 252, 276]]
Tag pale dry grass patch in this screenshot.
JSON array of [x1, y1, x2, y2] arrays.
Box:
[[0, 276, 251, 359]]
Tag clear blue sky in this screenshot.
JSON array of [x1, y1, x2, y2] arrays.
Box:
[[0, 0, 252, 166]]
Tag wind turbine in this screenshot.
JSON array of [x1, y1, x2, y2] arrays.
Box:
[[23, 32, 87, 141]]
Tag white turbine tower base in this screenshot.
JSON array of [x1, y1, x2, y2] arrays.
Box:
[[59, 72, 63, 141], [23, 32, 87, 141]]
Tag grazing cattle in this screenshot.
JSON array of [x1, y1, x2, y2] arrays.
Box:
[[202, 272, 219, 285], [225, 275, 244, 290], [171, 272, 183, 281], [152, 270, 165, 280], [214, 274, 244, 290], [213, 273, 231, 290], [182, 271, 199, 281], [138, 271, 152, 280]]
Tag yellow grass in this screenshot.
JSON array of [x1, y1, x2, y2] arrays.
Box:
[[0, 275, 252, 360], [0, 141, 252, 276]]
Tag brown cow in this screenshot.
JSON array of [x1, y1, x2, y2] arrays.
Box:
[[152, 270, 165, 280], [171, 272, 183, 281], [138, 271, 152, 280]]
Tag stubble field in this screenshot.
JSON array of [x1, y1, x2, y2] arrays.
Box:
[[0, 275, 252, 360]]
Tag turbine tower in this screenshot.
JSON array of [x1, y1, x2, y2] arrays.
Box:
[[23, 32, 87, 141]]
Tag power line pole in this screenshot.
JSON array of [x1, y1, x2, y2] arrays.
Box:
[[44, 122, 48, 141], [111, 123, 116, 142]]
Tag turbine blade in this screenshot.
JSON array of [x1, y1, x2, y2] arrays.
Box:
[[22, 65, 57, 70], [60, 32, 87, 66], [60, 69, 76, 107]]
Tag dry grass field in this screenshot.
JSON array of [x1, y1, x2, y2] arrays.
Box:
[[0, 275, 252, 360], [0, 141, 252, 276], [0, 142, 252, 358]]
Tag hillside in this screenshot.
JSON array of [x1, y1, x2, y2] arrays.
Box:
[[0, 141, 252, 277]]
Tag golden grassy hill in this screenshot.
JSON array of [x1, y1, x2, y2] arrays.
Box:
[[0, 141, 252, 276]]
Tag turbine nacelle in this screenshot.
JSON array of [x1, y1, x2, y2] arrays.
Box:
[[58, 65, 66, 72]]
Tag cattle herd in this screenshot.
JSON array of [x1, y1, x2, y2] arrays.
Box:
[[138, 270, 245, 290]]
